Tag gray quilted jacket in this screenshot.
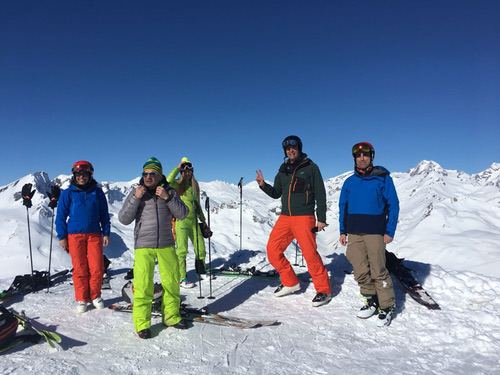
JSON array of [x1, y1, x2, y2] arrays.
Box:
[[118, 187, 187, 249]]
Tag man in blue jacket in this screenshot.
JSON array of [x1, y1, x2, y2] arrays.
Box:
[[339, 142, 399, 327]]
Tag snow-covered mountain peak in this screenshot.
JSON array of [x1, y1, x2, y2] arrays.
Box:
[[408, 160, 447, 177], [489, 162, 500, 170], [474, 162, 500, 188]]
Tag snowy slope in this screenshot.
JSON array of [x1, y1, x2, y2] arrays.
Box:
[[1, 161, 499, 374], [1, 252, 499, 374]]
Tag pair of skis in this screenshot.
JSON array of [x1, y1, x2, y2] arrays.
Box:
[[211, 265, 279, 278], [216, 251, 440, 310], [108, 302, 279, 329], [0, 310, 62, 353]]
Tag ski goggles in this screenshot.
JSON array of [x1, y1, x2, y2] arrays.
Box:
[[74, 171, 91, 177], [282, 139, 299, 149], [180, 163, 193, 172], [352, 143, 372, 157]]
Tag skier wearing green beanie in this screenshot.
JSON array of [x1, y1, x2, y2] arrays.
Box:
[[119, 157, 188, 339]]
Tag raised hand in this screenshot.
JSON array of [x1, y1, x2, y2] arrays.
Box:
[[135, 185, 146, 199], [256, 169, 265, 187]]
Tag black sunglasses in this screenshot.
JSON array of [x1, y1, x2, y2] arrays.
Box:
[[142, 172, 159, 177]]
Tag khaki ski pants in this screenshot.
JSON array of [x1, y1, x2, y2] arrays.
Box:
[[346, 234, 395, 309]]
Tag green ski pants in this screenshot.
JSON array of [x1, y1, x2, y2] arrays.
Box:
[[132, 246, 181, 332], [175, 219, 206, 281]]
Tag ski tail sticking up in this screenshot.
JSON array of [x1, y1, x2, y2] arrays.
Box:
[[385, 250, 441, 310]]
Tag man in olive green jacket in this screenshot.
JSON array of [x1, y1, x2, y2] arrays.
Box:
[[256, 135, 331, 307]]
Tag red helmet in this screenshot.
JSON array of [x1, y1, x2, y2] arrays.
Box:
[[72, 160, 94, 174], [352, 142, 375, 160]]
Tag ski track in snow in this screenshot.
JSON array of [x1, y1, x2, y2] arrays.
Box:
[[1, 253, 500, 375]]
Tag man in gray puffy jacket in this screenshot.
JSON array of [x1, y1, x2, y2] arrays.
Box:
[[119, 157, 188, 339]]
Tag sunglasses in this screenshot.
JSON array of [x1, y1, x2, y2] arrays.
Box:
[[142, 172, 159, 178], [282, 139, 299, 148], [74, 171, 91, 177]]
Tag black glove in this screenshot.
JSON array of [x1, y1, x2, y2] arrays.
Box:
[[164, 185, 176, 203], [199, 222, 213, 238], [195, 258, 206, 274], [47, 185, 61, 209], [21, 183, 36, 208]]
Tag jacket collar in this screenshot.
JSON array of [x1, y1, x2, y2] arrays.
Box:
[[70, 178, 97, 192]]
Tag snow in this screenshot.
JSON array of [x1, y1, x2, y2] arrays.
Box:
[[1, 161, 500, 374]]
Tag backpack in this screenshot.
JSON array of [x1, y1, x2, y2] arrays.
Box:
[[121, 280, 163, 304], [0, 306, 19, 347]]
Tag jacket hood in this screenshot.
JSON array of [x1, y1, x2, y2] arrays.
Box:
[[279, 154, 310, 174], [354, 166, 390, 178]]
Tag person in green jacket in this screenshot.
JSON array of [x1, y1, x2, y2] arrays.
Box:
[[256, 135, 332, 307], [167, 157, 208, 288]]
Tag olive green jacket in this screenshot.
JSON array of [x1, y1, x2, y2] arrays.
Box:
[[260, 156, 327, 223]]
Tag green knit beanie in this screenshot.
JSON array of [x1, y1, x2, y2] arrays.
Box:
[[143, 157, 163, 175]]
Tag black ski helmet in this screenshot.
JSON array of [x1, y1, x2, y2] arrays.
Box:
[[282, 135, 303, 157], [352, 142, 375, 160]]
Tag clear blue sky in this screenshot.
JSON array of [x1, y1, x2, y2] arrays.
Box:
[[1, 1, 499, 185]]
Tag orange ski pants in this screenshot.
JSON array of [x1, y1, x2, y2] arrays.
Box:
[[266, 215, 331, 294], [68, 233, 104, 302]]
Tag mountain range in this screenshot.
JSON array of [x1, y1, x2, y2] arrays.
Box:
[[0, 160, 499, 278]]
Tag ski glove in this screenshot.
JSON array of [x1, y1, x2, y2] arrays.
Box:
[[195, 258, 206, 275], [163, 184, 176, 203], [199, 222, 213, 238], [47, 185, 61, 209], [21, 184, 36, 208]]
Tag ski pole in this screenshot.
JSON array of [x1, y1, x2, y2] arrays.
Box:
[[238, 177, 243, 251], [194, 198, 204, 300], [46, 208, 55, 292], [21, 184, 36, 276], [205, 197, 215, 299], [26, 207, 34, 275], [46, 185, 60, 292], [293, 241, 299, 266]]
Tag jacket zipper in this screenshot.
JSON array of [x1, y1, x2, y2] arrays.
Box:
[[155, 196, 160, 248], [287, 159, 307, 216]]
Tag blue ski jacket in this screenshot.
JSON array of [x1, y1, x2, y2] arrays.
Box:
[[56, 180, 111, 239], [339, 166, 399, 238]]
